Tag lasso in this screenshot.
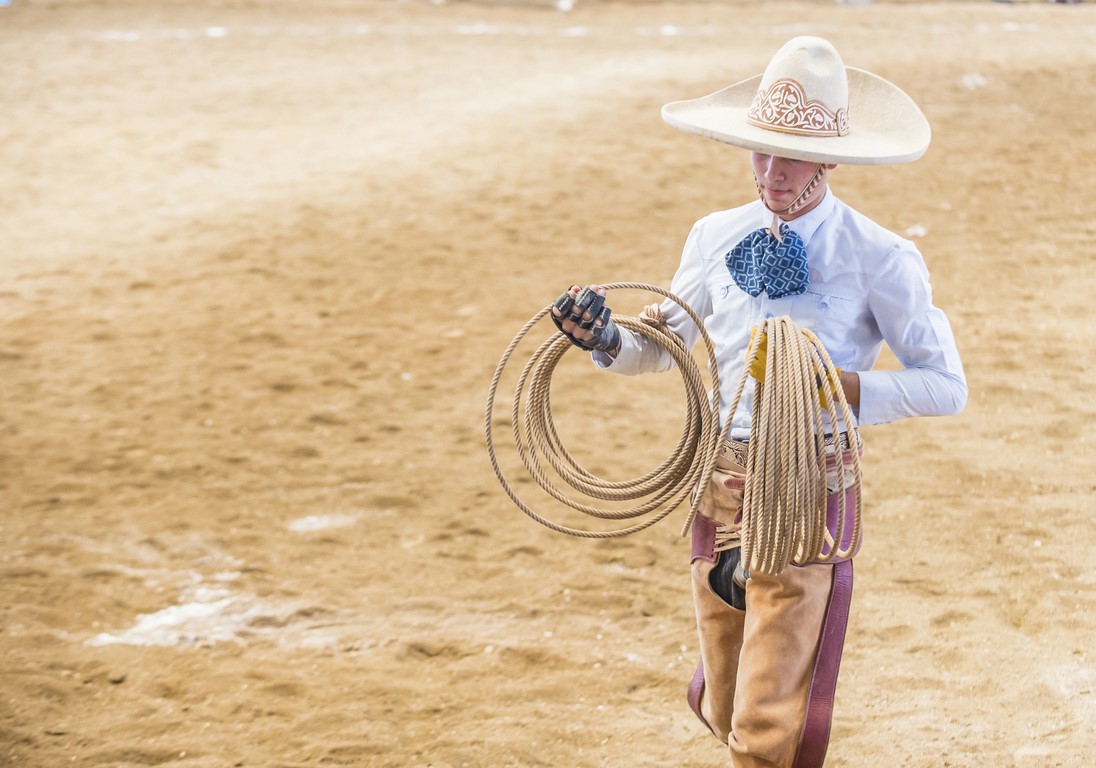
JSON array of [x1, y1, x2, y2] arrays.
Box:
[[738, 315, 862, 576], [484, 285, 861, 574]]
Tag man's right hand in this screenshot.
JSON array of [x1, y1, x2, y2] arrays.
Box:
[[551, 285, 621, 355]]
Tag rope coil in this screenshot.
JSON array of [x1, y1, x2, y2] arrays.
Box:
[[736, 316, 862, 576], [484, 283, 728, 538], [484, 286, 862, 569]]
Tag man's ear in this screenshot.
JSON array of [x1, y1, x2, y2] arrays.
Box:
[[825, 163, 839, 171]]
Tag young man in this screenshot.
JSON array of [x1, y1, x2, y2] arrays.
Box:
[[552, 37, 967, 767]]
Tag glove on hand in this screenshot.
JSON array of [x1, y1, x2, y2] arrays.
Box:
[[551, 286, 621, 353], [747, 325, 767, 382]]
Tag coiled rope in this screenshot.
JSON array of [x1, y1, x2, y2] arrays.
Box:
[[484, 287, 862, 570], [736, 315, 862, 576], [483, 283, 728, 538]]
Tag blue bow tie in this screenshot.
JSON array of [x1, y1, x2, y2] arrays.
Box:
[[725, 224, 809, 299]]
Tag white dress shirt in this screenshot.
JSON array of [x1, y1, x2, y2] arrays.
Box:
[[595, 189, 967, 440]]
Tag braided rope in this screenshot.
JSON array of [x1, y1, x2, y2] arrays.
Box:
[[483, 283, 728, 538], [737, 315, 863, 576]]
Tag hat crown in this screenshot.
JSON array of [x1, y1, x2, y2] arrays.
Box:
[[747, 36, 850, 138]]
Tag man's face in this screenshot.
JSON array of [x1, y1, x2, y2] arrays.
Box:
[[750, 153, 834, 219]]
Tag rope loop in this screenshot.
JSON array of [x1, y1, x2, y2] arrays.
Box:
[[483, 282, 728, 538], [736, 316, 863, 576]]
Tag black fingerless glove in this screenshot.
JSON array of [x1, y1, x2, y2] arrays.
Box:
[[551, 287, 621, 353]]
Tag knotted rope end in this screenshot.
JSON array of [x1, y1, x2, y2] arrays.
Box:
[[639, 303, 667, 330]]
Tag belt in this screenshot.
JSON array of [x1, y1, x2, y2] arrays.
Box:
[[719, 431, 861, 468]]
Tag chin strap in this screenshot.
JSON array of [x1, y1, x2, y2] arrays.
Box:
[[757, 164, 827, 241]]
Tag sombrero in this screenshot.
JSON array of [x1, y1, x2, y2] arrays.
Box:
[[661, 36, 930, 166]]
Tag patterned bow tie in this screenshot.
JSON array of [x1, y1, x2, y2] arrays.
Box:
[[725, 224, 809, 299]]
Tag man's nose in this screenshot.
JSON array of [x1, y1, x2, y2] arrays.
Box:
[[762, 156, 787, 180]]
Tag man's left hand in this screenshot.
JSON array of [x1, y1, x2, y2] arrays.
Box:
[[747, 325, 767, 382]]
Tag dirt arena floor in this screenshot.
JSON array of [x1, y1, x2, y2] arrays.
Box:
[[2, 1, 1095, 766]]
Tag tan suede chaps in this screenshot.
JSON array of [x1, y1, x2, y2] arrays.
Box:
[[687, 440, 856, 768]]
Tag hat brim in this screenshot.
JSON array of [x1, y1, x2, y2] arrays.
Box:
[[661, 67, 930, 166]]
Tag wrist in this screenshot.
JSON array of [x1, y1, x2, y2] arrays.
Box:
[[840, 370, 861, 408]]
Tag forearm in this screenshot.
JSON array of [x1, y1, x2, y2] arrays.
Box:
[[857, 367, 968, 425], [592, 325, 677, 374]]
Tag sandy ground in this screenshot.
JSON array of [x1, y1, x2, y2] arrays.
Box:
[[2, 1, 1096, 766]]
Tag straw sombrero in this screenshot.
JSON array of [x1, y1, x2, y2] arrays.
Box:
[[662, 36, 930, 166]]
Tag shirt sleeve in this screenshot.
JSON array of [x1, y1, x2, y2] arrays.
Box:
[[857, 243, 968, 425], [593, 221, 713, 373]]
